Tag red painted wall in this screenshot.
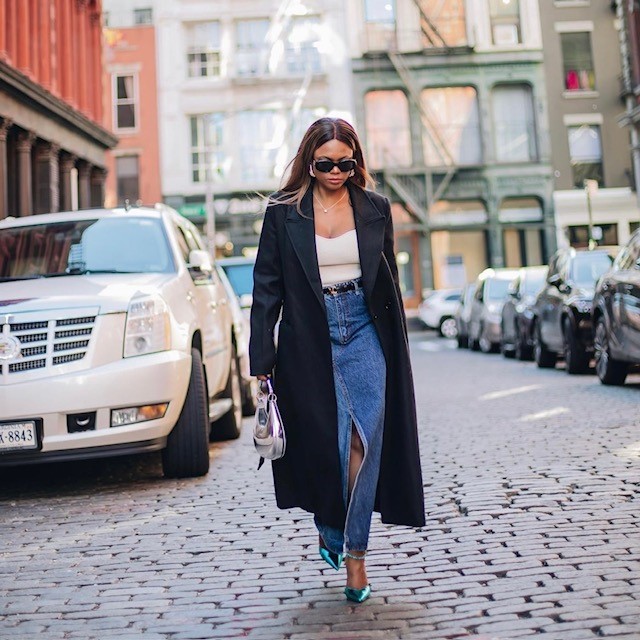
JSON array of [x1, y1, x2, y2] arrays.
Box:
[[0, 0, 104, 124], [103, 25, 162, 207]]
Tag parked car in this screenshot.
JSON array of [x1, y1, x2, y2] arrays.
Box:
[[417, 288, 462, 337], [500, 265, 548, 360], [0, 206, 243, 477], [215, 264, 257, 415], [454, 282, 476, 348], [532, 245, 618, 373], [216, 256, 256, 319], [592, 229, 640, 385], [468, 268, 519, 353]]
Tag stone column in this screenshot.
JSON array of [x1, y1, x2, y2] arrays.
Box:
[[34, 141, 60, 214], [17, 131, 35, 217], [77, 160, 92, 210], [59, 153, 76, 211], [90, 167, 106, 208], [0, 117, 12, 220]]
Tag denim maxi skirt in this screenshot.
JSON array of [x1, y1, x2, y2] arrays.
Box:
[[315, 279, 386, 554]]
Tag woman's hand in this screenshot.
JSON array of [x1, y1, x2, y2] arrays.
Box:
[[257, 375, 270, 381]]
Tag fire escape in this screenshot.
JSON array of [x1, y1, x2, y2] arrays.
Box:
[[379, 0, 466, 225]]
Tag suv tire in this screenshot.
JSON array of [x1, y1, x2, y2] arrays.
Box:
[[594, 317, 628, 386], [534, 323, 556, 369], [563, 317, 590, 374], [162, 348, 210, 478], [213, 344, 243, 440]]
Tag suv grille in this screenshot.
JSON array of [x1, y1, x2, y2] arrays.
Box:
[[1, 314, 96, 377]]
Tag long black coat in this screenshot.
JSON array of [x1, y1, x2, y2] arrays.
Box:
[[250, 185, 425, 529]]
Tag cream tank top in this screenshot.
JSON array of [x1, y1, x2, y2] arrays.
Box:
[[315, 229, 362, 287]]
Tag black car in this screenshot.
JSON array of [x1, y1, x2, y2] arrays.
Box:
[[500, 265, 548, 360], [532, 246, 618, 373], [592, 229, 640, 385]]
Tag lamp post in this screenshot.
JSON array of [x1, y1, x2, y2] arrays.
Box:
[[584, 178, 598, 250]]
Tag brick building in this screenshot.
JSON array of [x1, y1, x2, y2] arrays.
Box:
[[0, 0, 117, 219]]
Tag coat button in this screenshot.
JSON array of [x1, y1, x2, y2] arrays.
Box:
[[373, 314, 378, 320]]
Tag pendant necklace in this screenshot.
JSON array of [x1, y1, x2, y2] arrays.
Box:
[[313, 188, 348, 214]]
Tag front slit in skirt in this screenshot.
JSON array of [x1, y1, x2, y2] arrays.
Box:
[[315, 280, 386, 554]]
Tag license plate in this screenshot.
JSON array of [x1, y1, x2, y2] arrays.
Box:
[[0, 421, 38, 452]]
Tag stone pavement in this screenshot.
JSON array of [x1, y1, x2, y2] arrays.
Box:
[[0, 330, 639, 639]]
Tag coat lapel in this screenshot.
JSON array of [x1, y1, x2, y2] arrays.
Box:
[[351, 185, 386, 302], [284, 188, 325, 310]]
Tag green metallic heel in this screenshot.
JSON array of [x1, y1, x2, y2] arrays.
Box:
[[344, 584, 371, 603], [318, 536, 343, 571]]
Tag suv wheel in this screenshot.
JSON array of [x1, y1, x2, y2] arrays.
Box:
[[439, 316, 458, 339], [457, 333, 468, 349], [515, 332, 533, 361], [563, 317, 589, 374], [594, 317, 628, 386], [478, 324, 495, 353], [212, 344, 243, 440], [162, 348, 210, 478], [534, 323, 556, 369]]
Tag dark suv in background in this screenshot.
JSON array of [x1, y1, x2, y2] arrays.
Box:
[[533, 246, 618, 373], [592, 229, 640, 385]]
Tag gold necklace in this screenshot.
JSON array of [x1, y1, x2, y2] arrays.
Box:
[[313, 189, 348, 214]]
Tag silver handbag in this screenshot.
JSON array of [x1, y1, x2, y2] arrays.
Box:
[[253, 378, 286, 468]]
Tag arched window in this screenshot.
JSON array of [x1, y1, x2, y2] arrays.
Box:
[[364, 90, 412, 168], [421, 87, 482, 166]]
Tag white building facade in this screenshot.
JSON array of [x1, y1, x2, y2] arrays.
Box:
[[104, 0, 354, 254]]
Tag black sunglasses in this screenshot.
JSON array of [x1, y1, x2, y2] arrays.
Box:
[[313, 159, 357, 173]]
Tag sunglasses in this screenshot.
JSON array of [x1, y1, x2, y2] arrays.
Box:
[[313, 159, 357, 173]]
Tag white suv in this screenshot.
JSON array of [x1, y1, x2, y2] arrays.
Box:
[[0, 206, 243, 478]]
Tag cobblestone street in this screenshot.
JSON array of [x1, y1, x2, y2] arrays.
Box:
[[1, 329, 639, 640]]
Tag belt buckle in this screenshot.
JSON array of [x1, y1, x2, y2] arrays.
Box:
[[326, 285, 338, 295]]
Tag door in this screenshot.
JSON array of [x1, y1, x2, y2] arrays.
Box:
[[618, 236, 640, 359], [174, 223, 231, 397]]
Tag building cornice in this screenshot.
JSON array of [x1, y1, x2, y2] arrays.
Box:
[[0, 60, 118, 149]]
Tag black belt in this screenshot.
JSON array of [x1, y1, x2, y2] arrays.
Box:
[[322, 278, 362, 296]]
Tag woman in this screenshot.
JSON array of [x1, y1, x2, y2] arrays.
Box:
[[250, 117, 425, 603]]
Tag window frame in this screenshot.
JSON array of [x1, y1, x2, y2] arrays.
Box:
[[186, 21, 222, 79], [133, 7, 153, 25], [190, 114, 225, 184], [112, 72, 139, 133]]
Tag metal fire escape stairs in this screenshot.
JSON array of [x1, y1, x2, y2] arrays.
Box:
[[383, 0, 458, 224]]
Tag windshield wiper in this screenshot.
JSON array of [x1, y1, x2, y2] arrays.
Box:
[[63, 269, 140, 275]]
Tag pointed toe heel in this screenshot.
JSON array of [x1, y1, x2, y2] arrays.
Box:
[[319, 546, 343, 571], [344, 584, 371, 603]]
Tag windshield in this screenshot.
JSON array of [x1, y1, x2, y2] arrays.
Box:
[[486, 278, 512, 301], [0, 217, 175, 281], [570, 252, 613, 288], [221, 263, 255, 297], [522, 271, 547, 296]]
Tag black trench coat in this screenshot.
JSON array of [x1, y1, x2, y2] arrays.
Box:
[[249, 184, 425, 530]]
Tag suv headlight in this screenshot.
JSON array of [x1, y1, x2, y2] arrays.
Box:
[[124, 295, 171, 358]]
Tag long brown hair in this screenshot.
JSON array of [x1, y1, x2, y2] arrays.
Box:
[[270, 117, 376, 213]]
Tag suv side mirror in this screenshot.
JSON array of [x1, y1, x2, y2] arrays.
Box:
[[188, 249, 213, 281]]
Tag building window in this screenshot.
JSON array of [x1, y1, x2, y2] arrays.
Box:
[[284, 17, 322, 74], [363, 0, 397, 50], [190, 114, 225, 184], [492, 84, 537, 162], [133, 8, 152, 25], [421, 0, 467, 48], [489, 0, 521, 45], [421, 87, 482, 166], [187, 22, 221, 78], [236, 19, 270, 77], [113, 74, 137, 131], [116, 156, 140, 204], [364, 90, 412, 168], [237, 111, 280, 182], [568, 124, 603, 187], [568, 224, 618, 248], [103, 12, 109, 27], [560, 32, 595, 91]]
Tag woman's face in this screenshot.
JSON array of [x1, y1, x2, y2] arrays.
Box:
[[312, 139, 355, 192]]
